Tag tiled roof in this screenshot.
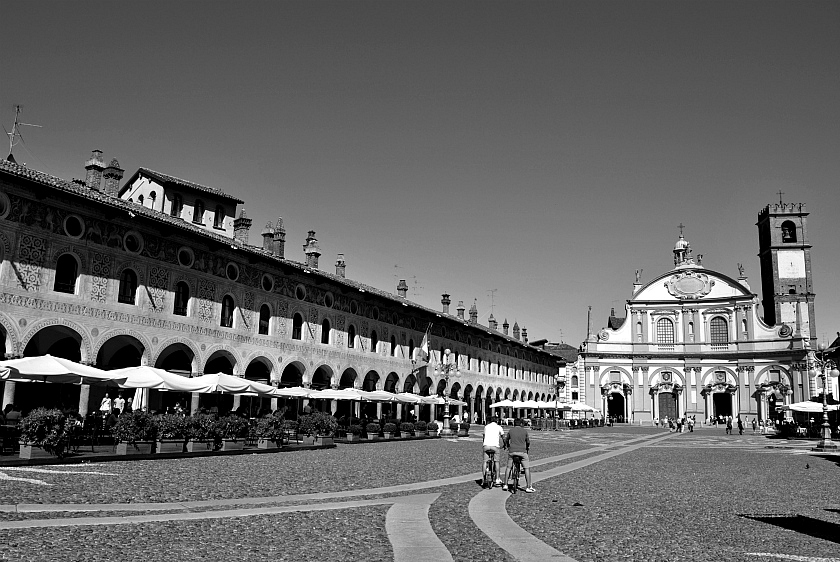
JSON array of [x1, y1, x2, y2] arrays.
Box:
[[0, 159, 552, 359], [128, 167, 245, 204], [608, 315, 626, 330]]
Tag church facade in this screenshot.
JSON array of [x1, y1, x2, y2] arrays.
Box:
[[0, 151, 557, 420], [577, 203, 819, 424]]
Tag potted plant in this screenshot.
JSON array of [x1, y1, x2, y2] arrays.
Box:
[[214, 414, 250, 450], [346, 424, 363, 442], [414, 420, 428, 436], [399, 422, 415, 438], [254, 415, 285, 449], [382, 422, 397, 439], [365, 422, 381, 440], [298, 412, 337, 446], [186, 413, 218, 452], [458, 422, 470, 437], [19, 408, 70, 459], [282, 419, 298, 443], [113, 410, 157, 455], [155, 413, 188, 453], [427, 421, 439, 437]]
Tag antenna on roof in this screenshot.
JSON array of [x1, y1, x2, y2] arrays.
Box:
[[487, 288, 498, 315], [5, 105, 42, 162]]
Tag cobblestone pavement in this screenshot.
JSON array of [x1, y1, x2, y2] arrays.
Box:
[[0, 427, 837, 561]]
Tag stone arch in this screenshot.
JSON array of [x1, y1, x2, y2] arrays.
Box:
[[21, 317, 91, 362], [384, 371, 400, 393], [243, 351, 280, 380], [204, 346, 239, 376], [512, 389, 519, 401], [95, 332, 147, 370], [279, 360, 306, 387], [463, 384, 473, 408], [153, 337, 201, 375], [700, 367, 739, 387], [92, 329, 152, 367], [403, 373, 417, 393], [310, 364, 333, 389], [243, 356, 274, 382], [504, 387, 511, 400], [648, 367, 685, 386], [600, 366, 634, 386], [51, 244, 87, 271], [449, 381, 462, 401], [203, 344, 242, 374], [754, 365, 792, 386], [362, 369, 381, 391], [339, 367, 359, 389], [435, 378, 447, 397], [114, 258, 145, 284], [0, 311, 20, 358], [419, 374, 433, 396]]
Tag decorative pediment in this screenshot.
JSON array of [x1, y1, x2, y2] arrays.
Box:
[[665, 270, 715, 300], [649, 382, 683, 396], [601, 382, 632, 395], [702, 382, 737, 395]]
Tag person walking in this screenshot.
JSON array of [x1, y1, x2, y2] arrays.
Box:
[[737, 416, 744, 435], [751, 417, 757, 434], [688, 416, 695, 432], [725, 416, 733, 435]]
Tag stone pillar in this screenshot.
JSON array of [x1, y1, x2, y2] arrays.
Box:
[[271, 397, 279, 411], [232, 395, 242, 411], [78, 384, 91, 415], [414, 404, 420, 422], [331, 400, 338, 415], [191, 392, 200, 415], [396, 403, 403, 420], [376, 403, 382, 420], [2, 381, 15, 409]]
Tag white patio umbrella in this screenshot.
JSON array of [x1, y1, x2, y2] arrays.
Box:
[[776, 401, 839, 413], [188, 372, 256, 394], [272, 386, 312, 398], [365, 390, 400, 402], [311, 388, 365, 400], [113, 365, 203, 391], [489, 399, 515, 408], [522, 400, 542, 409], [569, 402, 597, 412], [0, 354, 127, 386]]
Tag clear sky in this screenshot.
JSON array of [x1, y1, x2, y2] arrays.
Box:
[[3, 1, 839, 345]]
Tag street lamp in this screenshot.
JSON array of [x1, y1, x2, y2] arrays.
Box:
[[434, 348, 460, 431], [808, 343, 839, 451]]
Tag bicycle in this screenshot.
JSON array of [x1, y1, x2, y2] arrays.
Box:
[[508, 454, 523, 494], [483, 450, 497, 489]]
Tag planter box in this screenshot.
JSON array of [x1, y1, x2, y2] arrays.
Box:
[[156, 439, 185, 453], [345, 434, 360, 442], [19, 443, 55, 459], [382, 432, 393, 440], [458, 430, 469, 437], [315, 436, 334, 446], [257, 439, 280, 449], [221, 438, 245, 451], [186, 440, 214, 453], [116, 441, 154, 455], [301, 435, 315, 446], [364, 434, 378, 440], [415, 429, 428, 437]]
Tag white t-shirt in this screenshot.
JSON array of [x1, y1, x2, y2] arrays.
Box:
[[483, 422, 505, 448]]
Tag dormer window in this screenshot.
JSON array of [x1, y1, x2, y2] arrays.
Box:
[[138, 194, 144, 206], [193, 200, 205, 224], [149, 191, 157, 210], [170, 194, 183, 218], [214, 206, 225, 229]]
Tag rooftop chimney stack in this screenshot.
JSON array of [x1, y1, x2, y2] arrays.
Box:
[[397, 279, 408, 298], [261, 222, 274, 251], [335, 254, 346, 278], [489, 314, 498, 330], [456, 300, 465, 320], [102, 158, 124, 197], [441, 293, 451, 314], [503, 318, 509, 336], [513, 321, 520, 340], [85, 150, 105, 192], [522, 327, 528, 344], [233, 210, 252, 245], [303, 230, 321, 268], [469, 300, 478, 324], [273, 217, 286, 258]]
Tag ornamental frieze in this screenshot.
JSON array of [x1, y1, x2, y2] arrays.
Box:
[[665, 270, 714, 299]]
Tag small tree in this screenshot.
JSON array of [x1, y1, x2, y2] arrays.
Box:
[[113, 410, 158, 445], [187, 413, 218, 441], [156, 414, 189, 439], [298, 412, 338, 436], [214, 414, 250, 440], [20, 408, 70, 457]]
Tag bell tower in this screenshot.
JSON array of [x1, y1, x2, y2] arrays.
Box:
[[756, 200, 816, 343]]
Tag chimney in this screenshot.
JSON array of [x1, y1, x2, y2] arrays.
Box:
[[303, 230, 321, 268], [489, 314, 498, 331], [397, 279, 408, 298], [335, 254, 346, 278], [85, 150, 105, 191], [469, 300, 478, 323], [441, 293, 451, 314], [261, 222, 274, 251], [273, 217, 286, 258], [102, 158, 124, 197], [513, 321, 520, 340], [503, 318, 509, 336], [522, 327, 528, 344], [456, 300, 465, 320], [233, 210, 252, 245]]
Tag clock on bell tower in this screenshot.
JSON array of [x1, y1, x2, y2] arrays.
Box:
[[756, 200, 816, 343]]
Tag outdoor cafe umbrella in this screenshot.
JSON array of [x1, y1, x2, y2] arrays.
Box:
[[113, 365, 205, 391], [776, 401, 839, 413], [0, 354, 127, 386], [489, 399, 515, 408], [310, 388, 365, 400], [365, 390, 400, 402], [272, 386, 311, 398]]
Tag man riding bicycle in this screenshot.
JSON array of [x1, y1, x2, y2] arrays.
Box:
[[482, 414, 505, 487], [503, 417, 535, 493]]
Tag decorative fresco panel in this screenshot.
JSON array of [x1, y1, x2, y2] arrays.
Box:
[[90, 252, 112, 303], [16, 233, 47, 291]]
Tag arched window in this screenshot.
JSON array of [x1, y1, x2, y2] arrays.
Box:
[[118, 269, 138, 304], [137, 194, 144, 206], [192, 200, 205, 224], [321, 318, 331, 344], [781, 220, 797, 243], [258, 304, 270, 335], [656, 318, 675, 347], [170, 194, 182, 217], [741, 318, 748, 336], [214, 205, 225, 229], [292, 313, 303, 340], [636, 321, 643, 342], [53, 254, 78, 294], [571, 375, 579, 387], [173, 281, 189, 316], [390, 335, 397, 356], [710, 317, 728, 348], [370, 330, 378, 353], [347, 324, 356, 349], [220, 295, 235, 328], [149, 191, 156, 210], [688, 321, 695, 342], [408, 339, 415, 360]]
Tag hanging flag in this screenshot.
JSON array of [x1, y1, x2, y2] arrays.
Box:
[[419, 323, 432, 364]]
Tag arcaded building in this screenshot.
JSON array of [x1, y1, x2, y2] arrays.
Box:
[[578, 203, 821, 424], [0, 151, 557, 420]]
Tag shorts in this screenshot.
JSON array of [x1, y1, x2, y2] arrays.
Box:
[[508, 451, 530, 468], [483, 446, 500, 460]]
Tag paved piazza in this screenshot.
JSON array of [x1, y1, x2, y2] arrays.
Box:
[[0, 427, 837, 561]]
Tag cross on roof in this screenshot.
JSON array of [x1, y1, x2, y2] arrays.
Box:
[[778, 190, 784, 205], [678, 223, 685, 236]]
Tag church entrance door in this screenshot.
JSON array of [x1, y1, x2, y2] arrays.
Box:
[[713, 393, 732, 419], [658, 393, 677, 420], [607, 393, 625, 422]]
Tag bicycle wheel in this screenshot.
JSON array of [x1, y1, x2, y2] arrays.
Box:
[[511, 462, 520, 494], [483, 462, 492, 489]]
